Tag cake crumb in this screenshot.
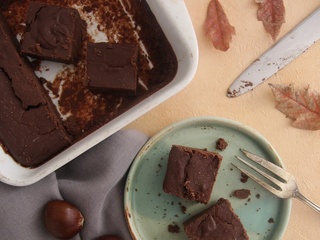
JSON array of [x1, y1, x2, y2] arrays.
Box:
[[268, 218, 275, 223], [233, 189, 251, 199], [168, 223, 180, 233], [216, 138, 228, 150], [240, 172, 249, 183]]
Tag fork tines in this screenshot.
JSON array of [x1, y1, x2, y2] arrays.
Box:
[[232, 149, 289, 197], [233, 149, 320, 211]]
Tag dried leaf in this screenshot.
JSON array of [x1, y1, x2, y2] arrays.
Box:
[[269, 83, 320, 130], [256, 0, 285, 41], [204, 0, 235, 51]]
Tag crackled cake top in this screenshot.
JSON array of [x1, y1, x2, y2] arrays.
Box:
[[163, 145, 223, 204]]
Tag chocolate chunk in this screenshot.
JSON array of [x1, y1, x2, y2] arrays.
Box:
[[163, 145, 223, 204], [268, 218, 275, 223], [21, 2, 85, 63], [85, 42, 139, 96], [183, 198, 249, 240]]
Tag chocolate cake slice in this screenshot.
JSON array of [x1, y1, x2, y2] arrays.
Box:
[[0, 12, 72, 167], [183, 198, 249, 240], [85, 42, 139, 96], [163, 145, 223, 204], [21, 2, 85, 63]]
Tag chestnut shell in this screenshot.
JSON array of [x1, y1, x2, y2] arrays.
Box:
[[44, 200, 84, 239]]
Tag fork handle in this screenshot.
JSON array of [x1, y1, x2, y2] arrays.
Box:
[[294, 191, 320, 213]]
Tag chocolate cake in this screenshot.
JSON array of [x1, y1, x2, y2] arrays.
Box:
[[85, 42, 139, 96], [0, 0, 178, 167], [163, 145, 223, 204], [183, 198, 249, 240], [0, 12, 72, 167], [21, 2, 85, 63]]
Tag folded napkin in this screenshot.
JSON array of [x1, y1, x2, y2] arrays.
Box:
[[0, 129, 148, 240]]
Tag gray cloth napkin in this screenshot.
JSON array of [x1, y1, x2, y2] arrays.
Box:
[[0, 129, 148, 240]]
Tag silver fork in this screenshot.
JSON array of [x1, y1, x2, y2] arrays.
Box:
[[232, 149, 320, 213]]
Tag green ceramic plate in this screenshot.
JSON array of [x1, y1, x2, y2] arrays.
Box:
[[124, 116, 291, 240]]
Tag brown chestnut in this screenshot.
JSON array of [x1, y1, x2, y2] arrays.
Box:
[[44, 200, 84, 239], [95, 235, 121, 240]]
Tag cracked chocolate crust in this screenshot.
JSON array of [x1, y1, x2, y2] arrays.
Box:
[[0, 12, 72, 167]]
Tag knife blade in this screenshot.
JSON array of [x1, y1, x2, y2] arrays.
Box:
[[227, 7, 320, 98]]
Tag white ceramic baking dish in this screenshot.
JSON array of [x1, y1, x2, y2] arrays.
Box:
[[0, 0, 198, 186]]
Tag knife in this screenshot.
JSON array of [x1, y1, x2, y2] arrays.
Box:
[[227, 7, 320, 98]]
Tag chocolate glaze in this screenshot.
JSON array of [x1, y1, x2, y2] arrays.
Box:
[[240, 172, 249, 183], [168, 223, 180, 233]]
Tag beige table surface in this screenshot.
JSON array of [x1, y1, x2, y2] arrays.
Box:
[[126, 0, 320, 239]]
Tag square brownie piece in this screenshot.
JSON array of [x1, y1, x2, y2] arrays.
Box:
[[21, 2, 85, 63], [183, 198, 249, 240], [85, 42, 139, 96], [163, 145, 222, 204]]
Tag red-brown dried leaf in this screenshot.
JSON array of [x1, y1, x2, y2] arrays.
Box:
[[204, 0, 235, 51], [269, 83, 320, 130], [257, 0, 285, 41]]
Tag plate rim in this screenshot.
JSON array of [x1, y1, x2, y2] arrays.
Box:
[[124, 116, 292, 240]]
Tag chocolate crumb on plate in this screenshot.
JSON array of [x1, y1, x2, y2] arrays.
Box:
[[240, 172, 249, 183], [216, 138, 228, 150], [233, 189, 251, 199], [168, 223, 180, 233], [180, 205, 187, 214]]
